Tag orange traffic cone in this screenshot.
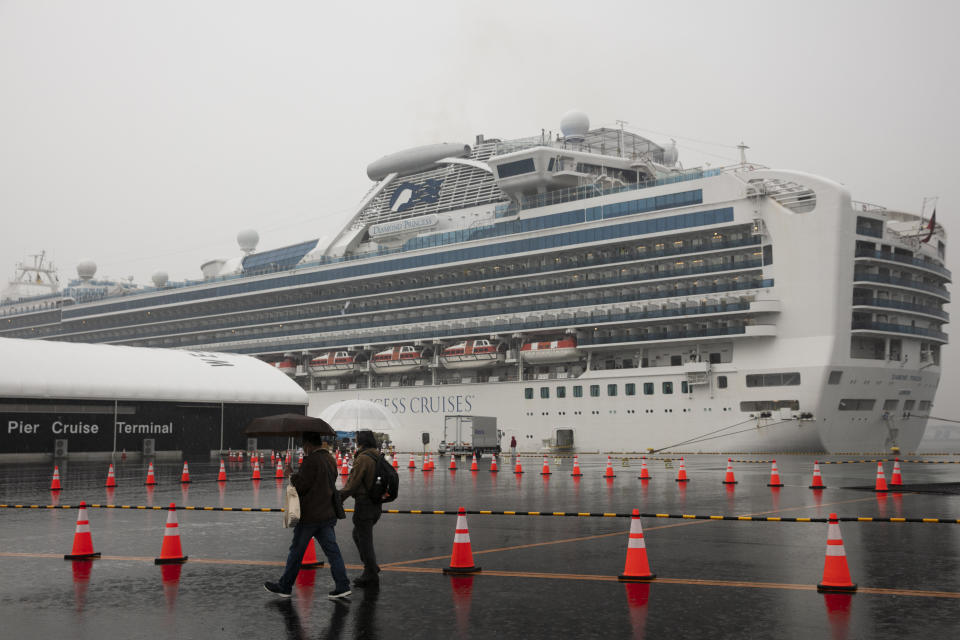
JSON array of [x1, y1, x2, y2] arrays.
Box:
[[217, 460, 227, 482], [275, 460, 284, 479], [873, 462, 888, 492], [144, 462, 158, 486], [449, 455, 458, 471], [767, 460, 784, 487], [571, 455, 583, 477], [816, 513, 856, 592], [408, 454, 416, 469], [50, 466, 63, 491], [722, 458, 737, 484], [251, 460, 261, 480], [638, 457, 651, 480], [540, 456, 551, 475], [514, 457, 523, 474], [604, 456, 616, 478], [340, 458, 350, 476], [64, 502, 101, 560], [470, 453, 479, 472], [443, 507, 481, 574], [618, 509, 655, 581], [490, 454, 499, 472], [675, 457, 690, 482], [810, 460, 827, 489], [105, 463, 117, 488], [179, 461, 191, 484], [298, 451, 303, 465], [391, 454, 399, 470], [890, 458, 904, 488], [154, 503, 188, 564], [301, 538, 324, 569]]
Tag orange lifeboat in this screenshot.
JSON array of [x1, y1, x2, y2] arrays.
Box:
[[440, 339, 504, 370], [274, 359, 297, 377], [370, 345, 427, 374], [520, 338, 582, 363], [308, 351, 359, 378]]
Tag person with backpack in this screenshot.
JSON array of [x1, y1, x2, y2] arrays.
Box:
[[340, 430, 388, 588]]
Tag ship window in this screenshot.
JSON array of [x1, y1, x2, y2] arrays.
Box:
[[828, 371, 843, 385], [556, 386, 566, 399], [643, 382, 654, 395], [838, 399, 876, 411], [625, 383, 636, 396], [607, 384, 617, 397], [709, 353, 722, 364], [670, 355, 682, 366], [746, 372, 801, 387], [540, 387, 550, 399], [681, 381, 689, 394], [662, 381, 673, 394], [740, 400, 800, 412], [573, 385, 583, 398], [882, 399, 899, 411], [524, 388, 534, 400], [590, 385, 600, 398], [903, 400, 915, 412], [918, 400, 931, 412], [497, 158, 536, 178], [718, 376, 728, 389], [762, 245, 773, 265]]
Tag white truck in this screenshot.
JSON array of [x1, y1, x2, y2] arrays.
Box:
[[437, 415, 501, 456]]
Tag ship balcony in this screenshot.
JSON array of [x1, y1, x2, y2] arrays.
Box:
[[852, 297, 949, 322], [852, 273, 950, 301], [854, 249, 951, 281], [577, 323, 777, 349], [850, 320, 948, 344]]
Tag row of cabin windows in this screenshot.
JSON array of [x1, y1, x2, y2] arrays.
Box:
[[526, 376, 728, 400]]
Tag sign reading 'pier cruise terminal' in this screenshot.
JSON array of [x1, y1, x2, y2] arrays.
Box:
[[8, 420, 174, 435]]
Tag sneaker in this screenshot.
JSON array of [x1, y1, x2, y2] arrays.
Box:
[[328, 587, 352, 599], [263, 581, 291, 598]]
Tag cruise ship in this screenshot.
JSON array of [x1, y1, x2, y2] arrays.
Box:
[[1, 112, 948, 453]]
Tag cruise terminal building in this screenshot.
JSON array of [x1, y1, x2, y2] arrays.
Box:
[[0, 337, 307, 461]]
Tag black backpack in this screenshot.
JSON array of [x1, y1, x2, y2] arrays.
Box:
[[363, 450, 399, 504]]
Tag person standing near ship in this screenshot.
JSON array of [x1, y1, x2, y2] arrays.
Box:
[[340, 430, 383, 588], [510, 435, 517, 456], [264, 431, 351, 599]]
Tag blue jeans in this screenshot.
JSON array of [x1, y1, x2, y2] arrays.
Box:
[[278, 519, 350, 592]]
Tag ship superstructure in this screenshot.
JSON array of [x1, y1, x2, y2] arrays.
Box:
[[0, 112, 948, 453]]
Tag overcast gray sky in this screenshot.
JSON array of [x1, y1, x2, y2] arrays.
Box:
[[2, 1, 959, 419]]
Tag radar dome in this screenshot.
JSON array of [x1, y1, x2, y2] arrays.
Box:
[[560, 110, 590, 140], [237, 229, 259, 255], [151, 271, 169, 288], [77, 260, 97, 282]]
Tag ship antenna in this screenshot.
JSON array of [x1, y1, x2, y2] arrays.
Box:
[[615, 119, 628, 157], [737, 142, 750, 166]]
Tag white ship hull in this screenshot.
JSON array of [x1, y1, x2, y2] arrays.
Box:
[[307, 364, 938, 454]]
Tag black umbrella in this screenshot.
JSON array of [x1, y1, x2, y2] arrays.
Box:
[[242, 413, 337, 437]]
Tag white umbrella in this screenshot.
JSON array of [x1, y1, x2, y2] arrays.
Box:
[[315, 399, 400, 432]]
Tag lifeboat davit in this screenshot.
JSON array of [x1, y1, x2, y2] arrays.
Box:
[[440, 339, 504, 370], [520, 338, 583, 363], [274, 359, 297, 377], [308, 351, 359, 378], [370, 345, 427, 374]]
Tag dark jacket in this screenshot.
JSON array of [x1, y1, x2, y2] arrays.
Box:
[[290, 447, 337, 523], [340, 447, 380, 501]]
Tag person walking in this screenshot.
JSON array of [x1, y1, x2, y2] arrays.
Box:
[[264, 431, 351, 599], [340, 430, 382, 588]]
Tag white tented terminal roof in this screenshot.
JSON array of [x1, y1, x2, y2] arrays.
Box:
[[0, 338, 307, 406]]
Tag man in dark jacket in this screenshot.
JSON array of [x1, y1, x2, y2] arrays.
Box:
[[340, 430, 382, 588], [264, 431, 351, 599]]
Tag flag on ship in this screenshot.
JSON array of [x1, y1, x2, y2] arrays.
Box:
[[922, 210, 936, 243]]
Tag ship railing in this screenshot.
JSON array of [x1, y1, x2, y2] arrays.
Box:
[[851, 296, 949, 320], [851, 320, 948, 342], [224, 281, 774, 356], [853, 273, 950, 298], [854, 248, 951, 279]]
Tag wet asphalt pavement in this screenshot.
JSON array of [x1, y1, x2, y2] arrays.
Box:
[[1, 454, 959, 639]]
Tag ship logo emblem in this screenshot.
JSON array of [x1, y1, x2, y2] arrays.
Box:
[[389, 179, 443, 213]]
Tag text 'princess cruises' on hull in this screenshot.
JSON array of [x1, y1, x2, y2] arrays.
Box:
[[0, 111, 948, 454]]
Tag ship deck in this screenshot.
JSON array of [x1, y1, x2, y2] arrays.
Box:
[[1, 454, 958, 638]]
